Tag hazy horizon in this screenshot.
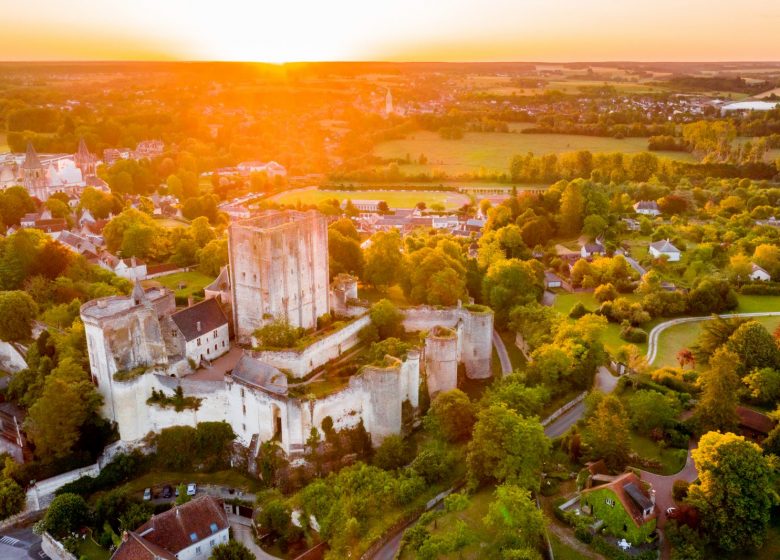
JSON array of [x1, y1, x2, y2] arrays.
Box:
[[3, 0, 779, 63]]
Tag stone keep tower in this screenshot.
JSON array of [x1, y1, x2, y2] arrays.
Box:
[[228, 210, 330, 344]]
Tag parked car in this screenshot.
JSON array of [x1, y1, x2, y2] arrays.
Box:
[[666, 507, 677, 516], [162, 485, 173, 499], [187, 482, 197, 496], [143, 488, 151, 501]]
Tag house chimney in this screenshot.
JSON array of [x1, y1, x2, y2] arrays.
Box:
[[122, 531, 129, 542], [196, 321, 201, 332]]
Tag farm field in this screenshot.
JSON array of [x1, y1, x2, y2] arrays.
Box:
[[0, 132, 8, 152], [147, 270, 214, 301], [153, 216, 190, 228], [269, 187, 470, 209], [374, 130, 695, 175]]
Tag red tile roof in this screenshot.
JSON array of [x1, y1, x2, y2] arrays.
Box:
[[581, 472, 657, 528], [111, 495, 228, 560]]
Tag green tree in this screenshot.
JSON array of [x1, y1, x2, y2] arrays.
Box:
[[583, 394, 630, 470], [373, 435, 409, 471], [424, 389, 475, 443], [210, 541, 255, 560], [483, 484, 544, 557], [328, 229, 364, 279], [25, 358, 102, 461], [628, 390, 681, 436], [364, 230, 404, 289], [467, 403, 549, 489], [696, 348, 740, 433], [558, 181, 585, 236], [688, 432, 773, 552], [482, 258, 543, 326], [369, 299, 403, 339], [743, 368, 780, 404], [726, 321, 780, 374], [42, 493, 90, 538], [198, 238, 229, 276], [0, 477, 25, 520], [188, 216, 216, 248], [0, 290, 38, 342]]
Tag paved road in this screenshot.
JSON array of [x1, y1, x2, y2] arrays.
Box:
[[0, 526, 44, 560], [646, 311, 780, 365], [492, 329, 512, 375], [369, 487, 456, 560], [543, 367, 618, 438], [615, 250, 646, 277]]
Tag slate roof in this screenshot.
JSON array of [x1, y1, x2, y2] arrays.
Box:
[[171, 298, 228, 342], [649, 239, 680, 253], [111, 495, 227, 560], [633, 200, 659, 211], [232, 354, 288, 395], [737, 406, 776, 435]]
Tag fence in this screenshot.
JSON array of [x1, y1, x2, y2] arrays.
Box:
[[540, 392, 587, 428]]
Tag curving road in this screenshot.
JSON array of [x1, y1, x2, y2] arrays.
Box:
[[543, 366, 618, 438], [646, 312, 780, 366], [492, 329, 512, 376]]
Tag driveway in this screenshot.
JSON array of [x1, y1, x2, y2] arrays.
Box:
[[229, 515, 280, 560], [639, 444, 698, 529]]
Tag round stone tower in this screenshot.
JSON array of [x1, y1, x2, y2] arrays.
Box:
[[424, 326, 459, 396], [459, 305, 494, 379]]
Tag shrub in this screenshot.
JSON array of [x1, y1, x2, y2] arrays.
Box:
[[569, 302, 590, 319], [254, 317, 305, 349], [672, 479, 690, 501], [369, 299, 404, 339], [620, 325, 648, 343], [42, 493, 90, 538], [574, 526, 593, 543]]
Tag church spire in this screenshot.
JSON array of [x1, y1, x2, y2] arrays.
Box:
[[131, 278, 148, 306], [22, 142, 42, 170]]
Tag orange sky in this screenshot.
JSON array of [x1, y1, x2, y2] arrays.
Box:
[[2, 0, 779, 62]]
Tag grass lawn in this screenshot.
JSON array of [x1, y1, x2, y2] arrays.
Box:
[[153, 216, 190, 229], [629, 433, 687, 475], [653, 313, 780, 368], [76, 535, 110, 560], [736, 295, 780, 313], [120, 469, 264, 497], [399, 488, 495, 560], [149, 270, 215, 301], [549, 533, 591, 560], [550, 291, 647, 354], [269, 187, 469, 210], [374, 130, 694, 176]]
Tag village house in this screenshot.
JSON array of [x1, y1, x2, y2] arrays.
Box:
[[648, 239, 681, 262], [633, 200, 661, 216], [580, 472, 657, 545], [170, 298, 230, 365], [580, 240, 606, 259], [544, 271, 563, 289], [750, 263, 771, 282], [111, 495, 229, 560]]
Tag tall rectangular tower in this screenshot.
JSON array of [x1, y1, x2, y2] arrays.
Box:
[[228, 210, 330, 344]]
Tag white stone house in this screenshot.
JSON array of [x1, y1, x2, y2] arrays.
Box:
[[649, 239, 681, 262], [633, 200, 660, 216], [113, 258, 148, 281], [111, 495, 229, 560], [750, 263, 771, 282], [580, 241, 605, 259], [171, 298, 230, 365]]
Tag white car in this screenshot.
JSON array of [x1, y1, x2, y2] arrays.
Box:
[[143, 488, 151, 501], [186, 483, 197, 496], [666, 507, 677, 516]]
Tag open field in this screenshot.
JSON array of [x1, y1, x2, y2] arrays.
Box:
[[375, 130, 694, 175], [269, 187, 470, 209], [153, 216, 190, 229], [147, 270, 214, 300], [0, 132, 8, 152], [653, 314, 780, 368]]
